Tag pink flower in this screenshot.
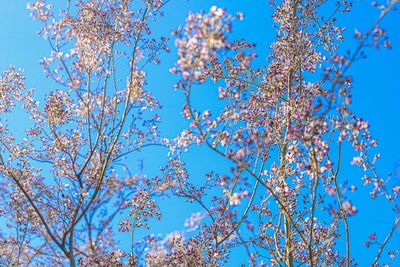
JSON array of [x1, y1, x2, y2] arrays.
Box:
[[343, 201, 357, 216]]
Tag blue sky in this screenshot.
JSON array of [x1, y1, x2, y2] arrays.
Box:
[[0, 0, 399, 266]]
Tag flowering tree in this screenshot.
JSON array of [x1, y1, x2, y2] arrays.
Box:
[[0, 0, 398, 267], [0, 0, 166, 266], [163, 1, 400, 266]]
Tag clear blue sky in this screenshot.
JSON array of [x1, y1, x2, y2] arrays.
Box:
[[0, 1, 399, 266]]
